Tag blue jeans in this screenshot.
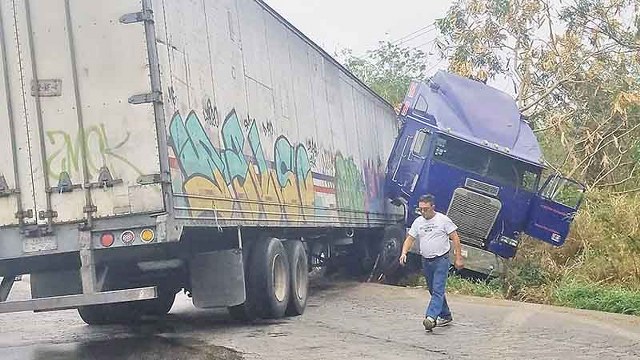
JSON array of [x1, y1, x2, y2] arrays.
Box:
[[422, 255, 452, 319]]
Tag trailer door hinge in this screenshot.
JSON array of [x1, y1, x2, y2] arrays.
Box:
[[87, 167, 123, 189], [47, 171, 82, 194], [38, 210, 58, 221], [83, 205, 97, 215], [137, 173, 171, 185], [15, 209, 33, 220], [119, 9, 154, 24], [128, 91, 162, 105]]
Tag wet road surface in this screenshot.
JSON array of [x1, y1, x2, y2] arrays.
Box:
[[0, 277, 639, 359]]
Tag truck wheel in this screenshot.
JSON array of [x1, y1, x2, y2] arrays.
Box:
[[77, 302, 142, 325], [139, 288, 177, 317], [251, 238, 291, 319], [378, 225, 407, 283], [284, 240, 308, 316], [228, 238, 291, 320], [78, 305, 109, 325]]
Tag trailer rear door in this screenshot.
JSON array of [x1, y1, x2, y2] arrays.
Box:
[[0, 0, 164, 228]]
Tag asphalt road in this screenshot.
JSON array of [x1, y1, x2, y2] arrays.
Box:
[[0, 277, 638, 359]]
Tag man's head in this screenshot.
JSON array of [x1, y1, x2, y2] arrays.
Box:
[[418, 194, 437, 219]]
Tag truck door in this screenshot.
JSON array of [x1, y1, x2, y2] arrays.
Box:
[[525, 175, 585, 246], [390, 128, 431, 195]]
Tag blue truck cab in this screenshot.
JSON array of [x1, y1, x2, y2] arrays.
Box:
[[385, 71, 585, 275]]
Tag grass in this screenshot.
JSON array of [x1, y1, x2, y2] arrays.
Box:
[[403, 272, 640, 316], [446, 274, 504, 299], [553, 281, 640, 316], [400, 272, 504, 299]]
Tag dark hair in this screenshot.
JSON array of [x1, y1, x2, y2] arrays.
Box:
[[418, 194, 436, 205]]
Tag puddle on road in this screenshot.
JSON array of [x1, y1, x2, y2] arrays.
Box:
[[1, 336, 243, 360]]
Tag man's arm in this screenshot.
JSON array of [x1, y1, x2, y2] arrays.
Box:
[[399, 235, 416, 265], [449, 231, 464, 270]]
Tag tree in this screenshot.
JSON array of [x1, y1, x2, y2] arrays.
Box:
[[436, 0, 640, 190], [339, 41, 429, 108]]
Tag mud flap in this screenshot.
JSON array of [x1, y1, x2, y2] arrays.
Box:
[[190, 249, 246, 308]]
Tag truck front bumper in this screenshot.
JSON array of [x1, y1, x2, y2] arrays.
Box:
[[449, 243, 505, 276]]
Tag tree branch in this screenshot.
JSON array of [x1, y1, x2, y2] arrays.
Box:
[[596, 162, 639, 188], [520, 77, 571, 113]]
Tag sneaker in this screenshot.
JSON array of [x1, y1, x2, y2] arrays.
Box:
[[423, 316, 436, 331], [436, 316, 453, 327]]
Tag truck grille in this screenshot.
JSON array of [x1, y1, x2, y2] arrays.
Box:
[[446, 188, 502, 247]]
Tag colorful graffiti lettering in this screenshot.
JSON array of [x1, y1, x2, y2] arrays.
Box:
[[335, 154, 366, 216], [168, 109, 314, 221], [45, 125, 142, 181]]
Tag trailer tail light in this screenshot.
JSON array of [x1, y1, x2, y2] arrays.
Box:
[[140, 229, 155, 243], [121, 230, 136, 244], [100, 233, 115, 248]]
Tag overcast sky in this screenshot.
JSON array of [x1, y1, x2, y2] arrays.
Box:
[[263, 0, 519, 94], [264, 0, 453, 57]]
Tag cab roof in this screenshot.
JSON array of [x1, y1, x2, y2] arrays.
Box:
[[408, 71, 544, 166]]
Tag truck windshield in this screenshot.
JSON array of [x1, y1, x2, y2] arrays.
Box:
[[433, 135, 541, 191]]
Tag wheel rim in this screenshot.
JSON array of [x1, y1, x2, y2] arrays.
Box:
[[272, 253, 288, 302], [295, 255, 308, 301]]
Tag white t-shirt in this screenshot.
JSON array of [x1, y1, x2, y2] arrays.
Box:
[[408, 212, 458, 258]]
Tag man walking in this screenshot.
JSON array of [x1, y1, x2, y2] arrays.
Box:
[[399, 194, 464, 331]]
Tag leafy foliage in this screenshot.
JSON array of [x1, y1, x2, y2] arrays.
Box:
[[338, 42, 429, 107], [436, 0, 640, 190]]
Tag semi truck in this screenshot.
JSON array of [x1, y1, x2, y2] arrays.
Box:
[[383, 72, 585, 276], [0, 0, 404, 323], [0, 0, 582, 324]]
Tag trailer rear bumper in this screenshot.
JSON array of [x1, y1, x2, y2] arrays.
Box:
[[0, 286, 157, 314]]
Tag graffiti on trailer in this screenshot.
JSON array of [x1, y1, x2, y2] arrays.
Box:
[[335, 154, 366, 214], [203, 98, 219, 128], [364, 158, 385, 214], [261, 121, 274, 138], [168, 107, 389, 223], [318, 149, 336, 176], [45, 124, 142, 181], [305, 138, 319, 168], [168, 109, 315, 221]]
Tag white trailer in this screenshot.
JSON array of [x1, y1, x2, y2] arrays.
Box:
[[0, 0, 402, 323]]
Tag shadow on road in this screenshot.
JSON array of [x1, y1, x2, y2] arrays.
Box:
[[15, 336, 242, 360], [0, 278, 358, 360]]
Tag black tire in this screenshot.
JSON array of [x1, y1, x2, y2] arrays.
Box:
[[77, 302, 142, 325], [139, 288, 177, 317], [228, 238, 291, 320], [378, 225, 407, 283], [284, 240, 308, 316], [228, 302, 256, 321], [78, 305, 109, 325], [249, 238, 291, 319]]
